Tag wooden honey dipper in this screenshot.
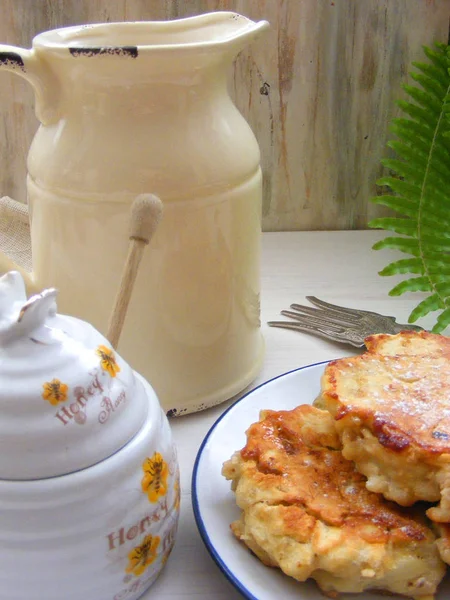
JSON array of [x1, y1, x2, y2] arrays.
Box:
[[106, 194, 163, 349]]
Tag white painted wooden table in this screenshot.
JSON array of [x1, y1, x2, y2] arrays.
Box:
[[143, 230, 435, 599]]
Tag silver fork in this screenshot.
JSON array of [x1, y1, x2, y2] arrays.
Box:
[[267, 296, 424, 348]]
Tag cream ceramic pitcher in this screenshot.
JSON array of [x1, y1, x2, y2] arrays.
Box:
[[0, 13, 268, 415]]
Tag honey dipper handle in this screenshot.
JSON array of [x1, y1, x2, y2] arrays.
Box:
[[106, 194, 163, 349]]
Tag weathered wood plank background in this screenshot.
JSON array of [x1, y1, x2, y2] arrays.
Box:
[[0, 0, 448, 231]]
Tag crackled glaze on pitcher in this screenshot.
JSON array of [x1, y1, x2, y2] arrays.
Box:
[[0, 13, 269, 414]]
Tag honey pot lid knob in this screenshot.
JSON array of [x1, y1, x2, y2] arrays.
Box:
[[0, 270, 56, 344]]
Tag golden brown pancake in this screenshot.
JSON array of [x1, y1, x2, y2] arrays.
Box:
[[316, 331, 450, 526], [433, 522, 450, 566], [365, 330, 450, 356], [222, 405, 446, 599]]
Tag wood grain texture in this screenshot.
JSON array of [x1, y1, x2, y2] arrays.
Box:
[[0, 0, 448, 231]]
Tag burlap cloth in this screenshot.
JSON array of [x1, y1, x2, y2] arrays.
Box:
[[0, 196, 32, 273]]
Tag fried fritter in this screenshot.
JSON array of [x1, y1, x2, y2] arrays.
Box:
[[433, 522, 450, 566], [222, 405, 446, 599], [316, 331, 450, 526], [365, 330, 450, 356]]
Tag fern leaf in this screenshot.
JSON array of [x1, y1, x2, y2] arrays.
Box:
[[372, 195, 418, 218], [374, 178, 450, 221], [369, 217, 417, 236], [419, 234, 450, 251], [402, 84, 443, 115], [377, 177, 421, 199], [410, 72, 447, 102], [419, 211, 450, 231], [433, 308, 450, 332], [419, 251, 450, 266], [423, 44, 448, 70], [389, 277, 432, 296], [387, 141, 450, 181], [409, 294, 444, 322], [428, 267, 450, 276], [370, 42, 450, 330], [379, 258, 424, 276], [397, 100, 446, 134], [411, 61, 449, 88], [372, 237, 421, 256], [391, 119, 450, 162], [381, 158, 447, 190], [370, 213, 450, 238], [434, 282, 450, 296]]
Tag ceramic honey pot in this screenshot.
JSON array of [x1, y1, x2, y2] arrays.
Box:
[[0, 12, 269, 415], [0, 270, 180, 600]]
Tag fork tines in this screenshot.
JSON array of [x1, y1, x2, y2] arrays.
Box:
[[267, 296, 423, 348]]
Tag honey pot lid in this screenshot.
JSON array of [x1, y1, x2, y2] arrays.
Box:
[[0, 271, 150, 480]]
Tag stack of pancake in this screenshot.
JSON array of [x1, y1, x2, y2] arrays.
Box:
[[222, 331, 450, 599]]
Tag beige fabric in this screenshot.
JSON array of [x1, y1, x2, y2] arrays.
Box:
[[0, 197, 32, 273]]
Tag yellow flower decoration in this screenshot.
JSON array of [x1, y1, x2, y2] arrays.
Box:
[[142, 452, 169, 503], [96, 345, 121, 377], [125, 534, 160, 577], [42, 379, 69, 406]]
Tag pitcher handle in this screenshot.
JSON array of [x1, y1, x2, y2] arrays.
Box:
[[0, 45, 59, 294], [0, 44, 60, 124], [0, 197, 36, 292]]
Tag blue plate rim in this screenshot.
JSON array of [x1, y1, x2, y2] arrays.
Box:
[[191, 359, 332, 600]]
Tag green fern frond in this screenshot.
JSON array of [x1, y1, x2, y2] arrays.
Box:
[[435, 307, 450, 331], [379, 258, 424, 276], [410, 294, 444, 322], [372, 236, 421, 256], [369, 42, 450, 332], [372, 195, 418, 218], [389, 277, 432, 296], [370, 217, 418, 236], [423, 43, 448, 68]]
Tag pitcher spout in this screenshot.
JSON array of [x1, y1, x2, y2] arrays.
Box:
[[183, 11, 270, 55]]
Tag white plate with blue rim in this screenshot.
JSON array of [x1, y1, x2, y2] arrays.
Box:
[[192, 360, 450, 600]]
